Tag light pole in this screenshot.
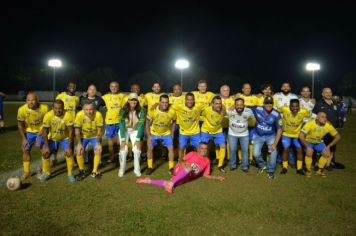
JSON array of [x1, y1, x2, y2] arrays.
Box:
[[175, 59, 189, 90], [306, 62, 320, 99], [48, 59, 62, 100]]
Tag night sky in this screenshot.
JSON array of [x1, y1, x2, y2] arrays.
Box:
[[1, 1, 356, 94]]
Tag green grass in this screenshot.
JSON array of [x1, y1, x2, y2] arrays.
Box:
[[0, 102, 356, 235]]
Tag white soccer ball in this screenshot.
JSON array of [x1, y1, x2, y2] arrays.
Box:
[[6, 176, 22, 191]]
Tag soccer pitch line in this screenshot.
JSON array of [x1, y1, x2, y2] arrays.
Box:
[[0, 138, 112, 185]]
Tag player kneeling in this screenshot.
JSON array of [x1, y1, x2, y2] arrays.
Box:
[[74, 102, 104, 180], [40, 100, 75, 182], [299, 112, 341, 177], [136, 142, 224, 193]]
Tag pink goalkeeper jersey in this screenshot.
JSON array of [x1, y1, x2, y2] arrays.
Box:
[[183, 152, 211, 177]]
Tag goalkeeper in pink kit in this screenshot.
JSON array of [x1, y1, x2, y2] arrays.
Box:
[[136, 142, 225, 193]]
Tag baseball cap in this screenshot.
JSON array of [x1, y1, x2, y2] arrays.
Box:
[[263, 96, 274, 104], [128, 93, 138, 100]]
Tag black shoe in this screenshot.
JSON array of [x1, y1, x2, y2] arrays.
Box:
[[230, 167, 237, 171], [218, 167, 226, 173], [76, 170, 86, 181], [267, 172, 275, 179], [91, 172, 102, 180], [146, 168, 153, 175], [169, 168, 174, 175], [330, 161, 345, 169], [280, 168, 288, 175], [296, 169, 306, 175], [324, 165, 333, 171], [241, 169, 249, 173]]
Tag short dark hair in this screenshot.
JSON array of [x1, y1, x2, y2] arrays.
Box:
[[212, 96, 221, 103], [199, 142, 209, 147], [261, 83, 273, 92], [235, 98, 244, 103], [290, 99, 300, 105], [185, 92, 194, 98], [53, 99, 64, 107], [160, 94, 169, 101]]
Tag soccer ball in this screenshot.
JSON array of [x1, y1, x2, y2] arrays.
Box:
[[6, 176, 22, 191]]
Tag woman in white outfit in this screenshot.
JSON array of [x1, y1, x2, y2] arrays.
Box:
[[118, 93, 146, 177]]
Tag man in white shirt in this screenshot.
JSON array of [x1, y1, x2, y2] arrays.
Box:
[[226, 98, 255, 172], [299, 86, 315, 122], [273, 82, 298, 109]]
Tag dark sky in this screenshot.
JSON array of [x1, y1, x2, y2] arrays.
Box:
[[1, 1, 356, 93]]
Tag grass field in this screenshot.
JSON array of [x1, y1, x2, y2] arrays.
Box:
[[0, 102, 356, 235]]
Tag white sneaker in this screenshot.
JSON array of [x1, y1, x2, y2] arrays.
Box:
[[134, 171, 141, 177], [118, 170, 124, 177]]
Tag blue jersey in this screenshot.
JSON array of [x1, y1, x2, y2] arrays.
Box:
[[253, 107, 282, 136]]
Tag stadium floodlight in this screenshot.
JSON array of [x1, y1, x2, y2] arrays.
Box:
[[48, 59, 62, 100], [175, 59, 190, 90], [306, 62, 320, 99]]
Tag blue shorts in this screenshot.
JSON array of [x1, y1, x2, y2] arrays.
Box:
[[48, 139, 69, 152], [282, 136, 302, 148], [201, 132, 226, 146], [82, 138, 97, 149], [179, 133, 201, 148], [105, 124, 119, 138], [306, 142, 326, 153], [151, 134, 173, 147], [25, 132, 44, 149]]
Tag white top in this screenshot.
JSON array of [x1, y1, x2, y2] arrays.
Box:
[[299, 98, 315, 122], [273, 92, 298, 108], [226, 107, 254, 137]]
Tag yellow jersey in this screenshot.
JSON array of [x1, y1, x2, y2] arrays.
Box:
[[221, 96, 235, 128], [144, 92, 164, 115], [17, 104, 49, 133], [201, 106, 225, 134], [172, 104, 205, 135], [301, 119, 338, 144], [279, 107, 311, 138], [192, 91, 215, 106], [169, 94, 185, 105], [42, 110, 74, 141], [74, 110, 104, 138], [238, 94, 257, 107], [56, 92, 79, 118], [147, 107, 176, 136], [102, 93, 125, 125]]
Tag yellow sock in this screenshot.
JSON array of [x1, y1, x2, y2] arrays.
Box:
[[238, 147, 242, 161], [305, 156, 312, 169], [148, 159, 153, 168], [66, 157, 74, 175], [76, 156, 85, 170], [297, 160, 303, 170], [218, 148, 226, 167], [249, 144, 253, 161], [226, 142, 230, 160], [92, 155, 101, 173], [215, 149, 220, 161], [282, 161, 288, 169], [23, 161, 30, 173], [318, 156, 328, 169], [169, 160, 174, 169], [42, 158, 51, 175]]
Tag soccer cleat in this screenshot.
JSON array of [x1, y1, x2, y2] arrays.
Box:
[[134, 172, 142, 177], [305, 169, 312, 178], [169, 168, 174, 175], [76, 170, 86, 181], [296, 169, 306, 176], [258, 166, 267, 174], [40, 173, 50, 183], [230, 166, 237, 171], [315, 169, 327, 178], [218, 167, 226, 173], [146, 168, 154, 175], [91, 172, 102, 179], [118, 170, 124, 178], [136, 177, 151, 184], [280, 168, 288, 175], [20, 172, 30, 181], [241, 169, 249, 173], [324, 165, 333, 171], [67, 173, 76, 183], [164, 181, 174, 193], [267, 172, 275, 180]]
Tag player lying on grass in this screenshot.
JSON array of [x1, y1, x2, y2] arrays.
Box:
[[136, 142, 224, 193]]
